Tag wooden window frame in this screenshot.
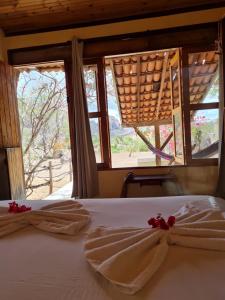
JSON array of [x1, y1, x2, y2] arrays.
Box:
[[182, 45, 219, 167], [83, 48, 219, 170], [8, 22, 219, 171], [170, 49, 186, 165], [84, 58, 111, 170]]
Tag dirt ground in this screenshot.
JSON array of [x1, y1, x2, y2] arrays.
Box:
[[26, 151, 170, 200], [26, 158, 72, 200]]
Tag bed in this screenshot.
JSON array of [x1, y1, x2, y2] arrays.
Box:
[[0, 195, 225, 300]]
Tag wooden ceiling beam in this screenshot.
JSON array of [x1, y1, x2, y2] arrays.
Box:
[[115, 70, 168, 78], [121, 104, 172, 113], [108, 58, 217, 67], [117, 81, 209, 89], [106, 57, 166, 66], [191, 71, 217, 78], [124, 118, 171, 127], [136, 56, 141, 123], [118, 88, 171, 94], [155, 52, 169, 120]]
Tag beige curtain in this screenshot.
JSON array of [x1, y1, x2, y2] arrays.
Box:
[[71, 38, 99, 198]]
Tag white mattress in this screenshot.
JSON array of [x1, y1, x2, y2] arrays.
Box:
[[0, 195, 225, 300]]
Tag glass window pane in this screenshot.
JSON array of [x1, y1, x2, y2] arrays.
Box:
[[106, 67, 158, 167], [110, 125, 156, 168], [173, 112, 183, 157], [191, 109, 219, 159], [89, 118, 102, 163], [17, 67, 72, 200], [159, 124, 174, 166], [171, 63, 180, 109], [83, 65, 99, 112], [188, 51, 219, 104]]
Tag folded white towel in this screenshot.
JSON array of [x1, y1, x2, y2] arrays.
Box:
[[84, 204, 225, 295], [0, 200, 90, 237]]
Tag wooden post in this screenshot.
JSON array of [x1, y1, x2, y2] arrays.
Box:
[[69, 159, 72, 181], [0, 62, 25, 200], [49, 161, 53, 195], [134, 127, 173, 161], [160, 132, 173, 151], [155, 125, 161, 166]]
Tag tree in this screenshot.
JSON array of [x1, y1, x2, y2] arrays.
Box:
[[17, 70, 69, 197]]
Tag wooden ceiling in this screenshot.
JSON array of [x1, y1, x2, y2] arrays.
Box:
[[0, 0, 225, 36]]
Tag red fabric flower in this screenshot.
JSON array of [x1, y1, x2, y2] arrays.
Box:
[[147, 215, 176, 230], [8, 201, 31, 213], [167, 215, 176, 227]]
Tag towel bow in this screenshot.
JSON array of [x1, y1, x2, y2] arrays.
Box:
[[85, 204, 225, 294], [0, 200, 90, 237]]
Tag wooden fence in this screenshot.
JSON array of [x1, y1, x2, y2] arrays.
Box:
[[25, 159, 72, 196]]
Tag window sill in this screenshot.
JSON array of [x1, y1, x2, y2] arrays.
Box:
[[97, 159, 218, 171]]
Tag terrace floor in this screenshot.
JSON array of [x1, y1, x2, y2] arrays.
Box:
[[44, 182, 73, 200]]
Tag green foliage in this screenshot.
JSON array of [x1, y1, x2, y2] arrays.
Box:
[[110, 135, 148, 153], [191, 120, 218, 151]]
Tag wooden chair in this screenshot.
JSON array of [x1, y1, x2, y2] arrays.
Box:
[[120, 172, 182, 198]]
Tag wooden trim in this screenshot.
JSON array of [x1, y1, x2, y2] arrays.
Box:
[[64, 59, 78, 196], [95, 57, 111, 169], [182, 44, 217, 54], [187, 158, 218, 166], [88, 112, 101, 118], [181, 45, 219, 166], [96, 162, 105, 171], [98, 159, 218, 171], [83, 23, 218, 58], [8, 43, 71, 66], [170, 49, 185, 164], [189, 103, 219, 110], [84, 57, 111, 167], [182, 48, 192, 164], [8, 23, 218, 65]]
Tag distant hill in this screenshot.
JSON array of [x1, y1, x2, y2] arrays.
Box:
[[90, 115, 133, 137]]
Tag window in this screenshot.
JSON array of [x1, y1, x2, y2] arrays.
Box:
[[17, 62, 73, 199], [190, 109, 219, 159], [83, 59, 111, 169], [105, 50, 181, 168], [185, 49, 219, 163], [83, 47, 219, 170], [106, 66, 158, 167], [83, 65, 102, 163]]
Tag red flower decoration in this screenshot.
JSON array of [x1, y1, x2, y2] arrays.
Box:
[[167, 215, 176, 227], [148, 214, 176, 230], [8, 201, 31, 213]]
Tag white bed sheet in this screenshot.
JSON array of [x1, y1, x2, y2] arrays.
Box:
[[0, 195, 225, 300]]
